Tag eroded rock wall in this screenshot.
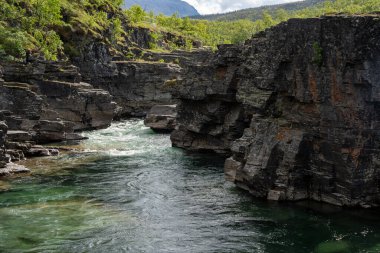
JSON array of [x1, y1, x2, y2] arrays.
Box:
[[0, 120, 7, 168], [170, 45, 250, 154], [0, 60, 116, 144], [171, 15, 380, 207], [84, 60, 182, 117], [72, 42, 212, 116]]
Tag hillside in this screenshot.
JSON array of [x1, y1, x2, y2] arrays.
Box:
[[1, 0, 380, 62], [123, 0, 199, 17], [0, 0, 202, 62], [194, 0, 325, 21]]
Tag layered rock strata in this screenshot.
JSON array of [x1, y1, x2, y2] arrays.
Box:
[[85, 60, 182, 117], [171, 15, 380, 207], [72, 45, 212, 117], [1, 60, 116, 143], [0, 60, 116, 172], [171, 45, 250, 154]]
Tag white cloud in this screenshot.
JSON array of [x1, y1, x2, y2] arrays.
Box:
[[183, 0, 302, 15]]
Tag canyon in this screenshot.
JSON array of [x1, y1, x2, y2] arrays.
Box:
[[1, 15, 380, 208]]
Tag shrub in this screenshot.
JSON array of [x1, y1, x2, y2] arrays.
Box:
[[312, 42, 323, 66]]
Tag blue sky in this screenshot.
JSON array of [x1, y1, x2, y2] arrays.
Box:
[[183, 0, 301, 14]]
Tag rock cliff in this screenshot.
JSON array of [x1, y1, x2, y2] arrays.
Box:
[[171, 45, 249, 154], [59, 16, 206, 117], [72, 46, 211, 117], [171, 15, 380, 207], [0, 59, 116, 171], [1, 60, 116, 141], [81, 60, 182, 117]]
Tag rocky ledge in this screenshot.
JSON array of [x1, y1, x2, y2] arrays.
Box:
[[72, 45, 213, 117], [0, 60, 117, 172], [171, 15, 380, 208], [144, 105, 177, 132]]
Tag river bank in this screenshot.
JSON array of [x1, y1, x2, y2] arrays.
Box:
[[1, 120, 380, 253]]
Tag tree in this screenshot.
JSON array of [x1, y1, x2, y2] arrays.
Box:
[[125, 5, 148, 24]]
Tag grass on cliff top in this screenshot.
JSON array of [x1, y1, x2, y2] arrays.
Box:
[[1, 0, 380, 62], [126, 0, 380, 46]]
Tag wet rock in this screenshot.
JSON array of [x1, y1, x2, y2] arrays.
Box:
[[144, 105, 177, 132], [5, 149, 25, 162], [267, 190, 286, 201], [25, 146, 59, 157], [224, 157, 242, 182], [0, 163, 30, 176], [65, 133, 88, 141]]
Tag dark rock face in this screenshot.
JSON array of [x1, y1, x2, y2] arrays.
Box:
[[0, 121, 7, 168], [171, 45, 250, 154], [144, 105, 177, 132], [0, 60, 117, 173], [1, 60, 116, 144], [171, 15, 380, 207], [74, 47, 212, 117], [87, 61, 182, 117]]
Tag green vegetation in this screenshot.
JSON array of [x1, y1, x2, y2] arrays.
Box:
[[0, 0, 126, 61], [124, 0, 380, 48], [1, 0, 380, 61], [313, 42, 323, 66], [164, 79, 179, 87], [123, 5, 264, 46]]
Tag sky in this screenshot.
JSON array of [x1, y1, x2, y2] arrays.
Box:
[[183, 0, 302, 15]]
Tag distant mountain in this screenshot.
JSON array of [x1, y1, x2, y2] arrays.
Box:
[[123, 0, 199, 17], [193, 0, 326, 21]]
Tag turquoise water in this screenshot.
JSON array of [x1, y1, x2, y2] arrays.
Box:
[[0, 120, 380, 253]]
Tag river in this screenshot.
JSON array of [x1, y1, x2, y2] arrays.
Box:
[[0, 120, 380, 253]]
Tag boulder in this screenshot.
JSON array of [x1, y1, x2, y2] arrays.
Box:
[[144, 105, 177, 132], [25, 146, 59, 157], [0, 163, 30, 177]]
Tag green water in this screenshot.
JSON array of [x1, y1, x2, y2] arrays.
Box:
[[1, 120, 380, 253]]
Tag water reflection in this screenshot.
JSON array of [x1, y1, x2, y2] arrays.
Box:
[[0, 120, 379, 253]]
